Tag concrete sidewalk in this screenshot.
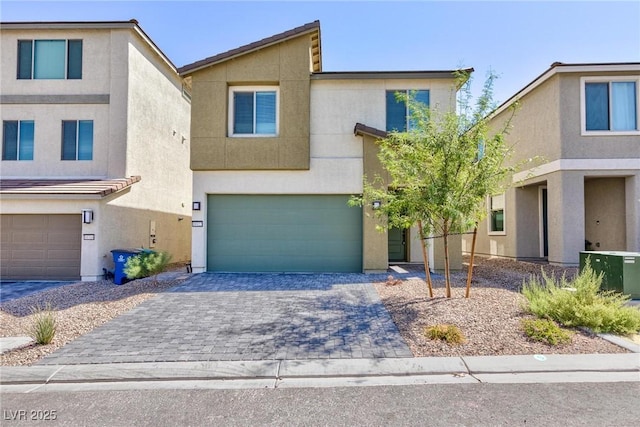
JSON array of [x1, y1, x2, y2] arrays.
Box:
[[2, 353, 638, 392]]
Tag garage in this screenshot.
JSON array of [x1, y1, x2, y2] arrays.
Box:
[[207, 195, 362, 272], [0, 214, 82, 280]]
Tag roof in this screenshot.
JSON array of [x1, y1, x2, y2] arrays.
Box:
[[313, 69, 473, 80], [178, 21, 322, 75], [354, 123, 387, 139], [0, 20, 179, 72], [0, 176, 141, 198], [491, 62, 640, 118]]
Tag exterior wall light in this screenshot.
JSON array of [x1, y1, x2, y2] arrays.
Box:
[[372, 200, 382, 210], [192, 201, 201, 211], [82, 209, 94, 224]]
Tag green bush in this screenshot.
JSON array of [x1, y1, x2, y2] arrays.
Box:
[[521, 261, 640, 335], [521, 318, 572, 346], [27, 303, 57, 345], [424, 324, 466, 345], [124, 250, 172, 281]]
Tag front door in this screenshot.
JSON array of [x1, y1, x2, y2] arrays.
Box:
[[540, 187, 548, 258], [388, 227, 407, 262]]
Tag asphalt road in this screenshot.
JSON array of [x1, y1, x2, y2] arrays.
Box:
[[2, 382, 639, 426]]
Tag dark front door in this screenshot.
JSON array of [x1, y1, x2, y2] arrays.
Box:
[[388, 227, 407, 262], [542, 188, 548, 257]]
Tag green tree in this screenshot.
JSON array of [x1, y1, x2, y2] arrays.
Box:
[[352, 70, 519, 298]]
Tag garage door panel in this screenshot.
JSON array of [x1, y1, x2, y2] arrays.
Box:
[[9, 215, 46, 228], [47, 249, 81, 260], [1, 214, 81, 280], [10, 231, 47, 244], [47, 232, 81, 247], [46, 265, 80, 277], [8, 250, 46, 261], [207, 195, 362, 272]]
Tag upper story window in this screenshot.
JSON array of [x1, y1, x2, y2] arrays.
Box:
[[228, 86, 278, 137], [386, 89, 430, 132], [2, 120, 34, 161], [18, 39, 83, 80], [488, 193, 505, 235], [61, 120, 93, 160], [581, 76, 639, 135]]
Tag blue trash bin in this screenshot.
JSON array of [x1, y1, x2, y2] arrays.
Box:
[[111, 248, 142, 285]]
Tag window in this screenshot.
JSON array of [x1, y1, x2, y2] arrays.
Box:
[[582, 77, 639, 134], [61, 120, 93, 160], [2, 120, 34, 160], [489, 193, 505, 234], [386, 89, 430, 132], [229, 86, 278, 136], [17, 39, 82, 80]]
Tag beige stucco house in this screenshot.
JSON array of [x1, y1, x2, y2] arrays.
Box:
[[1, 21, 192, 281], [463, 62, 640, 266], [179, 21, 463, 273]]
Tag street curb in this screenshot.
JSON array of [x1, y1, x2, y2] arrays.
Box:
[[1, 354, 638, 386]]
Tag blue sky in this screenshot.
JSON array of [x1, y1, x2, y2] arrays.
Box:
[[1, 1, 638, 103]]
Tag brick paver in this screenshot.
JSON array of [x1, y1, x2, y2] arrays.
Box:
[[39, 273, 415, 364]]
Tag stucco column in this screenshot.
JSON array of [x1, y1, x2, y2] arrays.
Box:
[[191, 180, 207, 273], [626, 175, 640, 252], [81, 202, 102, 281], [361, 134, 389, 272], [547, 171, 585, 266]]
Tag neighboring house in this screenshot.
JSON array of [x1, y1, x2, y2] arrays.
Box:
[[179, 21, 463, 273], [463, 62, 640, 266], [0, 20, 192, 281]]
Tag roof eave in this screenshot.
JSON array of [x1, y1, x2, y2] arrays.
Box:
[[0, 20, 180, 74], [490, 62, 640, 119], [312, 68, 473, 81], [178, 21, 321, 76], [354, 123, 387, 139]]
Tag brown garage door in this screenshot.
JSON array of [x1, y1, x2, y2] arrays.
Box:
[[1, 215, 81, 280]]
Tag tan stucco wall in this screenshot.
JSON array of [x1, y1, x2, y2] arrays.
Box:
[[189, 36, 312, 170], [1, 28, 125, 178], [97, 32, 192, 265], [489, 74, 563, 168], [465, 69, 640, 266], [191, 74, 462, 273], [1, 27, 192, 279], [559, 72, 640, 159], [362, 134, 389, 272]]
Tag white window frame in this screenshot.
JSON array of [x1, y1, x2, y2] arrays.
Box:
[[228, 85, 279, 137], [488, 193, 506, 236], [580, 76, 640, 136]]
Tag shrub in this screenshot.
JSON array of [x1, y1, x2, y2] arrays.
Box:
[[521, 318, 572, 346], [424, 324, 466, 345], [124, 250, 172, 281], [27, 303, 57, 345], [521, 261, 640, 335]]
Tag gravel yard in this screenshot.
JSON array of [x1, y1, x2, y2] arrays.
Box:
[[376, 257, 633, 357], [1, 257, 634, 366]]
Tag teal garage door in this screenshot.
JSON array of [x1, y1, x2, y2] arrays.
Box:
[[207, 195, 362, 272]]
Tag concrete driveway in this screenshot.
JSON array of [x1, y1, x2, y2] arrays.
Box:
[[39, 273, 413, 365]]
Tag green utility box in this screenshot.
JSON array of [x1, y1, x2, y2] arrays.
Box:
[[579, 251, 640, 298]]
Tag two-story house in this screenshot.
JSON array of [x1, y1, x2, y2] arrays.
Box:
[[179, 21, 463, 273], [463, 62, 640, 266], [0, 20, 192, 281]]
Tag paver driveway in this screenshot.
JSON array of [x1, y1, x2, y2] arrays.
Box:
[[39, 273, 414, 364]]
